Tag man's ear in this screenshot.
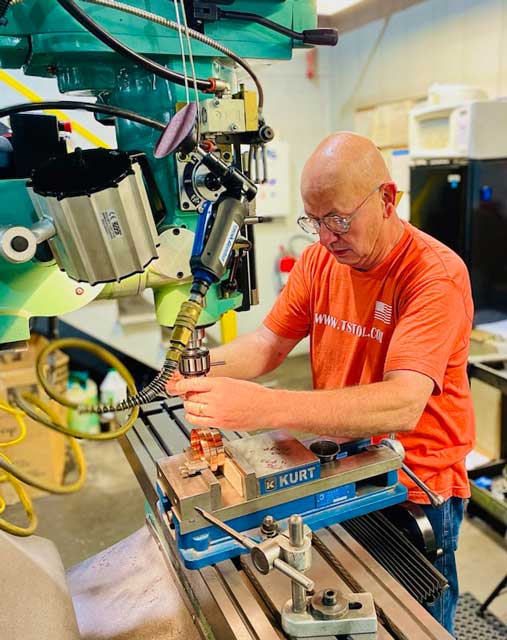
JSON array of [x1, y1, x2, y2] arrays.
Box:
[[381, 182, 397, 217]]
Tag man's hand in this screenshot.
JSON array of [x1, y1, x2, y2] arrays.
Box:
[[166, 370, 184, 396], [172, 376, 273, 431]]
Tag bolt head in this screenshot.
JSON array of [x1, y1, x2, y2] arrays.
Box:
[[310, 589, 348, 620], [260, 515, 279, 537]]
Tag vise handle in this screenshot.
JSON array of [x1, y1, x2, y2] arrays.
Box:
[[194, 507, 315, 591]]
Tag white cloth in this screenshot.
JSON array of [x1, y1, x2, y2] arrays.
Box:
[[67, 526, 200, 640], [0, 531, 80, 640]]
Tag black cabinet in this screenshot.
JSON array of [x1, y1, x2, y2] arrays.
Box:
[[411, 160, 507, 320]]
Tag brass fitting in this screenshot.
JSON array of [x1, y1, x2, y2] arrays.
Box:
[[164, 299, 203, 362]]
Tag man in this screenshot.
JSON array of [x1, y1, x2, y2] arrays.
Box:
[[169, 132, 475, 636]]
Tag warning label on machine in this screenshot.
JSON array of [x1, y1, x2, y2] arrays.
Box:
[[100, 210, 123, 240]]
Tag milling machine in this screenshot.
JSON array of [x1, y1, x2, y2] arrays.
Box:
[[0, 2, 452, 638]]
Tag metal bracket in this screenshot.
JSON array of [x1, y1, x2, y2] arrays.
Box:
[[281, 591, 377, 638]]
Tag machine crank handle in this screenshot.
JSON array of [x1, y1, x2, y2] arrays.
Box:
[[380, 439, 445, 508], [399, 464, 445, 508], [194, 507, 315, 591]]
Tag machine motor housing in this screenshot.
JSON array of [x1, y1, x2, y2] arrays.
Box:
[[29, 148, 160, 285]]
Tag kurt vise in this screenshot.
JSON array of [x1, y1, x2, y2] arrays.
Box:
[[156, 429, 410, 569]]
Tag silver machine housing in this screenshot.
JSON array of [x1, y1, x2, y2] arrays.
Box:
[[29, 151, 159, 285]]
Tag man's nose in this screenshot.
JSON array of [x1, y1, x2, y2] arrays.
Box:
[[319, 223, 339, 245]]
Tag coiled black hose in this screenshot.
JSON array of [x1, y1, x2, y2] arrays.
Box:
[[0, 0, 14, 19]]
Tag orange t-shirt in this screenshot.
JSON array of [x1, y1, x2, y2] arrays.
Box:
[[264, 222, 475, 503]]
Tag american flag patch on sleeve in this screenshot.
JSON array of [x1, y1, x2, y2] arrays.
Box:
[[374, 301, 392, 324]]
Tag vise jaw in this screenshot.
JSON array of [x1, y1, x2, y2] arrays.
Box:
[[156, 430, 408, 569]]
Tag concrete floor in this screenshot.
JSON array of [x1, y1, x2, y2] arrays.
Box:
[[3, 354, 507, 626]]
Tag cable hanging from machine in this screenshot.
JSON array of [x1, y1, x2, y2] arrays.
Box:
[[57, 0, 215, 91], [0, 100, 166, 130], [176, 0, 201, 140], [80, 0, 265, 110]]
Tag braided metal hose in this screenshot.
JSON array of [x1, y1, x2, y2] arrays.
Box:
[[0, 0, 11, 17], [0, 0, 23, 19], [91, 358, 179, 413], [81, 0, 264, 109], [82, 294, 205, 413]]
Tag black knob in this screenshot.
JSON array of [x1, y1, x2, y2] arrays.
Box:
[[204, 173, 222, 192], [302, 29, 339, 47], [259, 125, 275, 143], [11, 236, 29, 252]]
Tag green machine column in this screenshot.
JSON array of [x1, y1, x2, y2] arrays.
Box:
[[0, 0, 321, 335]]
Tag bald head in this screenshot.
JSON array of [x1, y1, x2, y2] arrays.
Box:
[[299, 132, 403, 270], [301, 132, 390, 205]]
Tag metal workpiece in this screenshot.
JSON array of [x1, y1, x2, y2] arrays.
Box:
[[380, 438, 445, 508], [178, 457, 209, 479], [178, 426, 226, 477], [189, 428, 225, 472]]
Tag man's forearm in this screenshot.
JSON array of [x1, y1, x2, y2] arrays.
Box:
[[209, 331, 285, 379], [264, 380, 424, 438]]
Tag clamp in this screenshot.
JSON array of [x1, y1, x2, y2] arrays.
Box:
[[195, 507, 377, 638]]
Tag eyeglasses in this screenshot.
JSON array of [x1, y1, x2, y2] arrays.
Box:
[[297, 183, 385, 236]]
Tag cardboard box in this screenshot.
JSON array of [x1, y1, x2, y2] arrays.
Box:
[[0, 335, 69, 505], [469, 329, 507, 459]]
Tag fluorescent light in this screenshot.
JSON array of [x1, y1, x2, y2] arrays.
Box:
[[317, 0, 365, 16]]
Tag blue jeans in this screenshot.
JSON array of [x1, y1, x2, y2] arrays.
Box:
[[419, 497, 465, 638]]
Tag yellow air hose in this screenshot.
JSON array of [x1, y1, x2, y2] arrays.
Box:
[[0, 401, 38, 536], [0, 397, 87, 489], [0, 337, 138, 535], [20, 337, 140, 440], [0, 400, 88, 534], [0, 455, 38, 537]]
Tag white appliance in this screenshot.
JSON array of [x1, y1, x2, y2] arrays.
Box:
[[409, 100, 507, 160]]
